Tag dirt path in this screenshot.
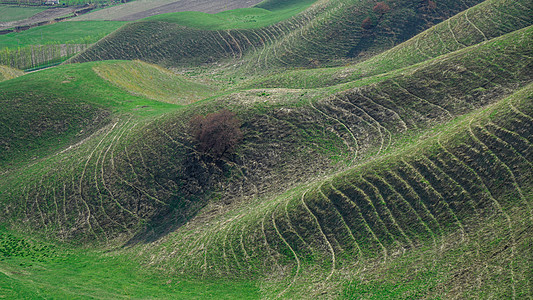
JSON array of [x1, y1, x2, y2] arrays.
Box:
[[72, 0, 263, 21]]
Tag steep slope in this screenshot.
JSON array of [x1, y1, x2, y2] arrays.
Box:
[[93, 60, 219, 105], [0, 61, 180, 171], [70, 0, 483, 69]]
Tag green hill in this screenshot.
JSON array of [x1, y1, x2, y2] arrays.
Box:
[[251, 0, 533, 89], [70, 0, 484, 69], [0, 0, 532, 298]]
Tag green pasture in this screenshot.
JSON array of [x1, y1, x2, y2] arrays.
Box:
[[0, 5, 45, 22], [142, 0, 316, 30], [0, 21, 126, 49]]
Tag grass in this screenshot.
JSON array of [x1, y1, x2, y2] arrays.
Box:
[[0, 229, 260, 299], [0, 4, 45, 22], [0, 0, 532, 298], [250, 0, 533, 89], [0, 64, 23, 81], [0, 61, 179, 171], [72, 0, 485, 69], [93, 60, 219, 105], [0, 21, 126, 49], [143, 0, 317, 30]]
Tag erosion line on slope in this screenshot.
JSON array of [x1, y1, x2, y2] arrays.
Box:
[[438, 137, 517, 299], [272, 202, 301, 299]]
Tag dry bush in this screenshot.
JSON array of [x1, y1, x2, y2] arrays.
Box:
[[361, 17, 373, 30], [420, 0, 437, 11], [373, 2, 391, 15], [190, 109, 243, 158]]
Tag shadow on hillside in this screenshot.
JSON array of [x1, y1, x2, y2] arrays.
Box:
[[122, 153, 232, 246]]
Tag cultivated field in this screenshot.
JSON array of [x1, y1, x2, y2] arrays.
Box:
[[73, 0, 264, 21]]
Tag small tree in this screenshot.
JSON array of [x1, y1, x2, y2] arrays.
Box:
[[190, 109, 243, 158], [373, 2, 391, 15], [361, 17, 373, 30]]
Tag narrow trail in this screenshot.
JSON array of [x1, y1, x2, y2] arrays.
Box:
[[439, 136, 517, 300], [464, 10, 488, 41], [385, 170, 439, 250], [469, 119, 531, 220], [327, 183, 364, 257], [319, 182, 362, 252], [361, 175, 415, 250], [341, 180, 389, 260], [78, 121, 118, 239], [308, 97, 358, 165], [272, 202, 301, 299], [300, 189, 336, 281], [447, 19, 467, 47], [405, 158, 466, 243], [337, 96, 389, 156], [391, 79, 453, 119]]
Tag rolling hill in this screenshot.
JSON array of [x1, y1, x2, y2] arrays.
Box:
[[70, 0, 485, 69], [0, 0, 531, 298]]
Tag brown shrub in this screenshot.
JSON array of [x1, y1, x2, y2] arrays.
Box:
[[420, 0, 437, 11], [361, 17, 373, 30], [373, 2, 391, 15], [190, 109, 243, 158]]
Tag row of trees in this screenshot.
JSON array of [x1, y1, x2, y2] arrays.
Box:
[[0, 43, 89, 70]]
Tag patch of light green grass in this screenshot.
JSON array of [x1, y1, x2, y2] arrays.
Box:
[[0, 5, 45, 22], [0, 228, 260, 299], [0, 21, 126, 49], [142, 0, 316, 30]]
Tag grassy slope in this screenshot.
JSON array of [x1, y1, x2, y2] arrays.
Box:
[[133, 83, 532, 298], [0, 5, 45, 22], [250, 0, 533, 89], [0, 21, 126, 49], [70, 0, 483, 69], [0, 65, 23, 81], [93, 60, 219, 105], [2, 19, 531, 243], [0, 1, 532, 299], [0, 61, 179, 171]]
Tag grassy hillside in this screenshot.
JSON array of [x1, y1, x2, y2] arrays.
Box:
[[129, 82, 533, 298], [142, 0, 316, 30], [0, 65, 23, 81], [93, 60, 219, 105], [0, 61, 180, 171], [251, 0, 533, 88], [0, 0, 532, 298], [70, 0, 483, 69], [3, 22, 531, 241]]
